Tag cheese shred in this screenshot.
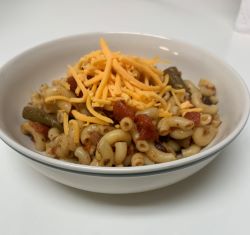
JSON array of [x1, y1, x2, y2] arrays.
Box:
[[63, 112, 69, 135]]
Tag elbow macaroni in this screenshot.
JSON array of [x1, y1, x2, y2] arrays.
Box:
[[157, 116, 194, 136], [114, 142, 128, 165], [181, 144, 201, 157], [131, 153, 145, 166], [146, 143, 176, 163], [192, 126, 218, 147], [120, 117, 134, 132]]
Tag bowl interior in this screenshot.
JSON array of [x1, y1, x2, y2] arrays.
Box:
[[0, 33, 249, 173]]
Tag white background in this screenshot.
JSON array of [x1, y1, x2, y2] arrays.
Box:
[[1, 0, 250, 234]]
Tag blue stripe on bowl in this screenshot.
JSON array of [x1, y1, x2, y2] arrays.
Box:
[[8, 141, 221, 177]]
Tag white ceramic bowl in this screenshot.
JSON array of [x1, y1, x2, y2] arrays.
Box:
[[0, 33, 249, 194]]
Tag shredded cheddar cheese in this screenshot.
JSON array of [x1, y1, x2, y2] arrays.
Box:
[[95, 56, 112, 99], [120, 56, 163, 85], [71, 110, 108, 125], [68, 66, 88, 102], [86, 96, 113, 124], [112, 59, 161, 91], [180, 101, 193, 109], [45, 96, 70, 103], [171, 90, 181, 107], [69, 120, 80, 144], [63, 112, 69, 135], [84, 73, 103, 86]]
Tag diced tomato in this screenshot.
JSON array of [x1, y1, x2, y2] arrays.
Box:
[[29, 122, 49, 137], [184, 112, 200, 127], [134, 114, 158, 141], [113, 101, 136, 122]]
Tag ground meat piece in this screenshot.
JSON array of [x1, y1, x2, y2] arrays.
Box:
[[184, 112, 200, 127], [113, 101, 136, 122], [134, 114, 158, 141]]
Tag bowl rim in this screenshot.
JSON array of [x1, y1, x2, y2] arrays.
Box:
[[0, 31, 249, 175]]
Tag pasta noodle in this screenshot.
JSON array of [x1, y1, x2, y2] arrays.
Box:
[[170, 129, 194, 140], [48, 127, 60, 141], [192, 126, 218, 147], [135, 140, 150, 152], [74, 146, 91, 165], [131, 153, 145, 166], [146, 143, 176, 163], [181, 144, 201, 157], [120, 117, 134, 132], [21, 122, 46, 151], [21, 38, 221, 166], [157, 116, 194, 136], [114, 142, 128, 165]]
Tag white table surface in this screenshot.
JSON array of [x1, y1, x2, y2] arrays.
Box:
[[1, 0, 250, 234]]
